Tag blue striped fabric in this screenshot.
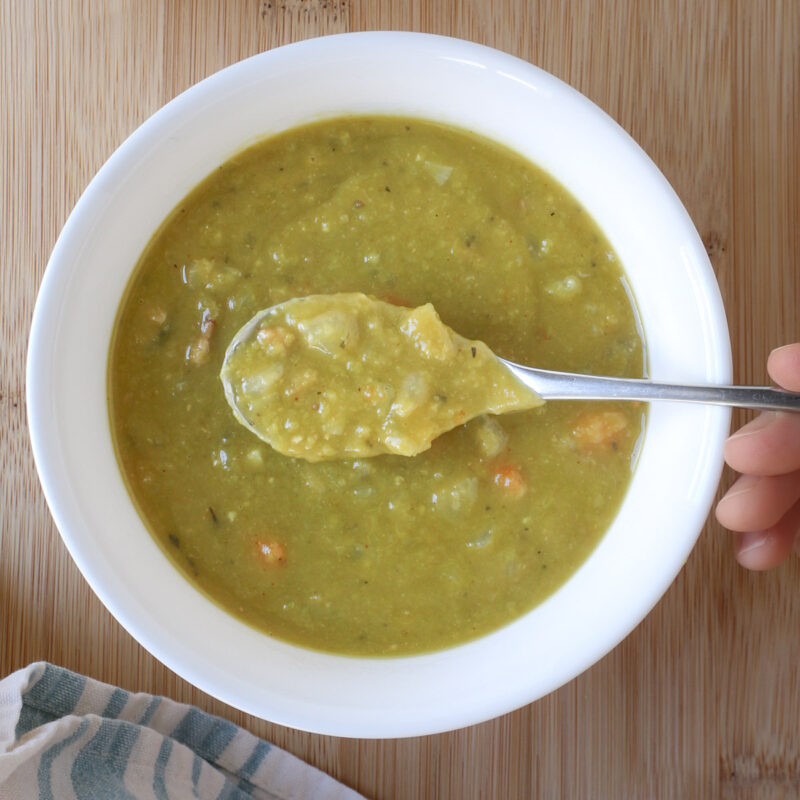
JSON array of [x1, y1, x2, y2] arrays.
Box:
[[0, 663, 365, 800]]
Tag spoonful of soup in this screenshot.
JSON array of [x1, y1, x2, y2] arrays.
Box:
[[221, 292, 800, 461]]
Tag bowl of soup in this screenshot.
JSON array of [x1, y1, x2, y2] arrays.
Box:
[[27, 32, 731, 737]]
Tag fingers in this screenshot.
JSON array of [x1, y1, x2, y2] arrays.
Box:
[[724, 411, 800, 475], [732, 499, 800, 570], [715, 469, 800, 532], [767, 343, 800, 391], [723, 344, 800, 475], [717, 343, 800, 570]]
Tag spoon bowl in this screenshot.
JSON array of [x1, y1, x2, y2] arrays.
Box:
[[220, 293, 543, 461]]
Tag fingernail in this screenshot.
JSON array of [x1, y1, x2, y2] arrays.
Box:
[[737, 530, 770, 556], [727, 412, 777, 440], [719, 475, 759, 502]]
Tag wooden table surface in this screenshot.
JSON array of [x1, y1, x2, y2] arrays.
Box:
[[3, 2, 799, 798]]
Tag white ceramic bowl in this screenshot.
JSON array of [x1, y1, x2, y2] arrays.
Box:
[[27, 32, 731, 737]]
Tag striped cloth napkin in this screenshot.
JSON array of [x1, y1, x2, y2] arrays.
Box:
[[0, 662, 366, 799]]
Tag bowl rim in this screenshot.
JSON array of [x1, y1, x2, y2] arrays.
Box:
[[27, 31, 731, 737]]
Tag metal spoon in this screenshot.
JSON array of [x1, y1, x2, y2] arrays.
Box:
[[501, 360, 800, 412], [221, 294, 800, 464], [224, 299, 800, 416]]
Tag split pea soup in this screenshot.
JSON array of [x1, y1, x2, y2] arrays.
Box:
[[221, 293, 544, 460], [109, 115, 646, 656]]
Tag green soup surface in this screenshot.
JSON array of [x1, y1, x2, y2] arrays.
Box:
[[109, 116, 645, 656]]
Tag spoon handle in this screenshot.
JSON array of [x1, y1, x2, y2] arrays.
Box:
[[503, 362, 800, 412]]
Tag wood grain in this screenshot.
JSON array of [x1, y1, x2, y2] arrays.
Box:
[[3, 1, 800, 797]]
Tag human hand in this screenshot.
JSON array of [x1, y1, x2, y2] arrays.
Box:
[[715, 344, 800, 569]]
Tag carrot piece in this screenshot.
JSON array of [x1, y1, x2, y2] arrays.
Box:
[[572, 409, 629, 451], [254, 539, 287, 566], [491, 463, 527, 498]]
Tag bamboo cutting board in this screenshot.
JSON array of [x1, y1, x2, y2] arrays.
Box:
[[2, 2, 799, 797]]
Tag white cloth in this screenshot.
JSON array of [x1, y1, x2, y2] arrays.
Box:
[[0, 663, 365, 800]]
